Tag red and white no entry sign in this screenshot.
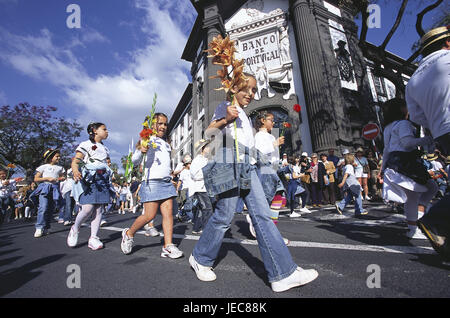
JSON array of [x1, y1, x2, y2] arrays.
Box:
[[362, 123, 380, 140]]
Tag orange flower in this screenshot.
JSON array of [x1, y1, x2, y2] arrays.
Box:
[[7, 163, 16, 169], [283, 122, 292, 128], [139, 128, 153, 140]]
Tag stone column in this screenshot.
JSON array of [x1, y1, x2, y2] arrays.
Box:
[[290, 0, 336, 153], [202, 2, 226, 123]]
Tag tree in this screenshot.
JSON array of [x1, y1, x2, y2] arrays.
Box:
[[0, 103, 83, 179], [338, 0, 446, 97]]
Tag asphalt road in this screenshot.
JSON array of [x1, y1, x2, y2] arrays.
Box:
[[1, 202, 449, 301]]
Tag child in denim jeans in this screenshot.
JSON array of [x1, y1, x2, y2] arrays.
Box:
[[189, 72, 318, 292], [335, 154, 368, 216]]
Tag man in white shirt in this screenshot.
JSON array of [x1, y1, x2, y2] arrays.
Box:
[[406, 25, 450, 155], [177, 159, 193, 222], [411, 26, 450, 260]]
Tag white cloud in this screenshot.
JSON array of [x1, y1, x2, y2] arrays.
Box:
[[0, 0, 197, 164]]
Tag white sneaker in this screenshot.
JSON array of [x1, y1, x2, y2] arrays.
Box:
[[161, 244, 183, 259], [283, 237, 289, 245], [299, 207, 312, 213], [189, 254, 216, 282], [34, 229, 43, 238], [88, 236, 104, 250], [289, 211, 301, 218], [145, 226, 160, 237], [271, 267, 319, 292], [63, 221, 72, 226], [406, 227, 427, 240], [100, 220, 107, 227], [246, 214, 257, 238], [121, 228, 134, 254], [67, 226, 79, 247], [58, 219, 64, 224]]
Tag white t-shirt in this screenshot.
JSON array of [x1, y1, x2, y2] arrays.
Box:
[[406, 50, 450, 139], [179, 169, 193, 192], [132, 136, 172, 180], [0, 179, 16, 198], [343, 164, 355, 177], [189, 154, 209, 196], [211, 101, 256, 163], [255, 130, 279, 167], [36, 164, 65, 183], [431, 161, 443, 172], [76, 140, 110, 164]]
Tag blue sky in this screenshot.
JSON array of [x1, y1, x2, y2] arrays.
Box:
[[0, 0, 445, 167]]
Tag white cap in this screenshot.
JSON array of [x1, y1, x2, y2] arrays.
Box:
[[342, 149, 350, 155], [301, 152, 308, 157]]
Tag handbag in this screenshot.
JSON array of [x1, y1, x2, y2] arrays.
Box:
[[356, 157, 370, 174], [300, 173, 311, 184]]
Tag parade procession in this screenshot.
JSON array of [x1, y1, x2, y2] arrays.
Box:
[[0, 0, 449, 303]]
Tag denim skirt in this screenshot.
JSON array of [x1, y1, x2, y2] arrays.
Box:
[[79, 175, 111, 205], [138, 178, 177, 203]]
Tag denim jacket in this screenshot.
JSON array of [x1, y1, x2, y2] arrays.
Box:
[[202, 143, 252, 197]]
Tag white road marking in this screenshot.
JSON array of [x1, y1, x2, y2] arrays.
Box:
[[97, 225, 435, 255]]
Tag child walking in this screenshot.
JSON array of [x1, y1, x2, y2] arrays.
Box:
[[120, 113, 183, 259], [32, 149, 66, 237], [189, 139, 214, 235], [189, 69, 318, 291], [335, 154, 368, 216], [67, 122, 112, 250]]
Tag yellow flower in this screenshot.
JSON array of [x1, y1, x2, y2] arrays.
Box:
[[141, 139, 149, 148], [142, 121, 149, 128], [151, 142, 157, 149]]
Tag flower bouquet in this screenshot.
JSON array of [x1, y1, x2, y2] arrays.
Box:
[[139, 93, 158, 149]]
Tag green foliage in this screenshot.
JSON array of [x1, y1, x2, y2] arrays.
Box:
[[0, 103, 82, 178]]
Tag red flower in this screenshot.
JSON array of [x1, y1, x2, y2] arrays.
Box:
[[293, 104, 301, 112], [283, 122, 291, 128], [139, 128, 153, 140], [92, 145, 97, 151]]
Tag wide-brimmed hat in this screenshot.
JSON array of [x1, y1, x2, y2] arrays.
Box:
[[421, 26, 450, 51], [426, 153, 438, 161], [194, 139, 211, 155], [446, 156, 450, 164], [43, 149, 60, 163], [355, 147, 364, 153]]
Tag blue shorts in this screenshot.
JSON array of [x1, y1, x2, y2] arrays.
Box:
[[139, 179, 177, 203]]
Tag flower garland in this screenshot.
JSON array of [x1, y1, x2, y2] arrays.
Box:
[[205, 35, 250, 162]]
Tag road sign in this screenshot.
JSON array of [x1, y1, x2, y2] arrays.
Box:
[[362, 123, 380, 140]]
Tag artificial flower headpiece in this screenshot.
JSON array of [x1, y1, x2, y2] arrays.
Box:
[[205, 35, 249, 94]]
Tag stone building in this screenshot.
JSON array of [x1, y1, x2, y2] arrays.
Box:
[[168, 0, 415, 167]]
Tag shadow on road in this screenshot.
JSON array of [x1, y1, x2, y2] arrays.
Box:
[[0, 254, 66, 296]]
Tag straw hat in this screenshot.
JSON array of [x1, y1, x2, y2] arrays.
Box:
[[43, 149, 59, 163], [356, 147, 364, 153], [426, 153, 438, 161], [446, 156, 450, 164], [420, 25, 450, 51], [194, 139, 210, 155]]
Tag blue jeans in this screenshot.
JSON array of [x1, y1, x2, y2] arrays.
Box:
[[63, 192, 75, 222], [36, 193, 56, 230], [338, 191, 364, 214], [192, 168, 297, 283]]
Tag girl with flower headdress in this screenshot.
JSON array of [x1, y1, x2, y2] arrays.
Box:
[[67, 122, 113, 250], [120, 113, 183, 259], [32, 149, 65, 237], [189, 35, 318, 292]]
